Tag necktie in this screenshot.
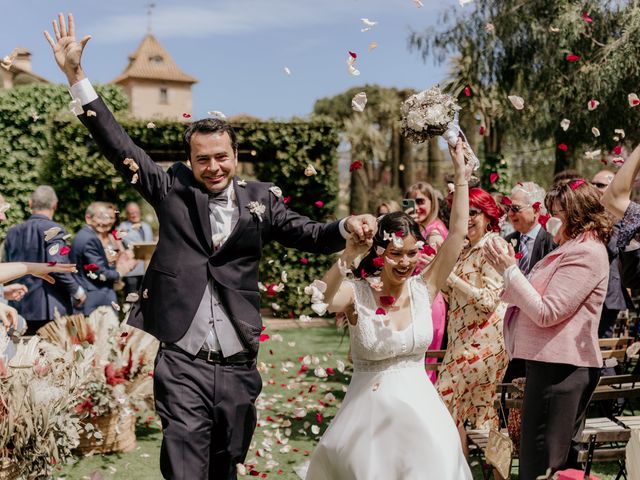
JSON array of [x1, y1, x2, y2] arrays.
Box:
[[518, 235, 531, 273]]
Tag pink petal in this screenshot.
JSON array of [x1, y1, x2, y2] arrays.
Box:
[[314, 201, 324, 208], [60, 246, 70, 256], [557, 143, 568, 152], [348, 51, 357, 59], [489, 172, 499, 184], [566, 54, 580, 62], [464, 86, 471, 97], [375, 307, 386, 315]]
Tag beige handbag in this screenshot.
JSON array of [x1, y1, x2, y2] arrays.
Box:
[[486, 428, 514, 479]]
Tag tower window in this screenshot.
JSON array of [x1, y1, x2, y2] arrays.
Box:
[[159, 88, 168, 104]]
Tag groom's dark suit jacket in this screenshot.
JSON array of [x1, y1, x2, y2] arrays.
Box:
[[78, 98, 345, 355]]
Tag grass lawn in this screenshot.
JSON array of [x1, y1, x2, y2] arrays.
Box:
[[55, 327, 628, 479]]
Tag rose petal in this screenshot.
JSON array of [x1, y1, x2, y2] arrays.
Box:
[[284, 66, 291, 75], [314, 200, 324, 208], [380, 295, 395, 306], [60, 246, 70, 256], [349, 160, 363, 172], [489, 172, 499, 184], [348, 51, 357, 59], [507, 95, 525, 110], [304, 164, 317, 176], [375, 307, 386, 315], [182, 113, 192, 119], [368, 42, 377, 52], [44, 226, 62, 242], [560, 118, 570, 131], [582, 12, 593, 23], [557, 143, 568, 152], [588, 99, 599, 111], [351, 92, 368, 112], [207, 110, 227, 119], [628, 93, 640, 107], [592, 127, 601, 137], [566, 54, 580, 62], [464, 86, 471, 97]]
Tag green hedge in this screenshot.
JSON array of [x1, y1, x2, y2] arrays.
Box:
[[0, 82, 341, 317], [0, 83, 129, 237]]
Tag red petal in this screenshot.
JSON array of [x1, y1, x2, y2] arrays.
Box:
[[566, 54, 580, 62], [613, 145, 622, 155], [501, 196, 513, 206], [538, 214, 550, 228], [84, 263, 99, 272], [515, 252, 524, 259], [111, 229, 121, 241], [557, 143, 568, 152], [582, 12, 593, 23], [314, 200, 324, 208], [394, 230, 404, 237], [182, 113, 191, 118], [570, 179, 586, 190], [532, 202, 541, 210], [464, 86, 471, 97], [60, 246, 70, 256], [380, 295, 396, 306], [348, 51, 357, 59], [283, 196, 291, 204], [349, 160, 363, 172], [316, 412, 323, 424], [479, 125, 486, 135], [372, 256, 385, 268], [422, 245, 436, 256], [300, 258, 309, 265], [375, 307, 386, 315], [47, 261, 57, 266], [489, 172, 499, 184], [326, 367, 335, 375]]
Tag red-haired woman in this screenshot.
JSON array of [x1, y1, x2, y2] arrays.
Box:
[[436, 188, 509, 451], [405, 182, 449, 383]]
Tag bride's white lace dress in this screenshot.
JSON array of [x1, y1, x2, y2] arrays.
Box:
[[306, 276, 472, 480]]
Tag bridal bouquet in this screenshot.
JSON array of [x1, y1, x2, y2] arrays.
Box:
[[401, 86, 479, 171]]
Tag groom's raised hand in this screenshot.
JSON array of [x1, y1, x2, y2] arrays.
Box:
[[44, 12, 91, 85], [345, 214, 377, 243]]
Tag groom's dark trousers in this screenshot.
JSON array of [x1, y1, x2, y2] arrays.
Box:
[[75, 93, 346, 479]]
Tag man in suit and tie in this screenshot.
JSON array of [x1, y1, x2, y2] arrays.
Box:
[[4, 185, 86, 334], [45, 14, 375, 480], [503, 181, 556, 381], [591, 170, 633, 339]]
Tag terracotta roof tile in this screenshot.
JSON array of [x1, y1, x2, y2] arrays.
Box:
[[113, 34, 197, 84]]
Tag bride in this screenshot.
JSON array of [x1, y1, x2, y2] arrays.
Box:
[[306, 139, 472, 480]]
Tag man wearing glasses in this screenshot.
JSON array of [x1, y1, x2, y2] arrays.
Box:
[[591, 170, 632, 340], [503, 182, 556, 382]]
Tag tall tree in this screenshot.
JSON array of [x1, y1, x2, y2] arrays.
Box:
[[410, 1, 640, 177]]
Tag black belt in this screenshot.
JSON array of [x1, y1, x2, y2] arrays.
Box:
[[161, 343, 255, 365]]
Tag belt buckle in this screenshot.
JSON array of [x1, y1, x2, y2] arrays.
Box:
[[207, 349, 217, 363]]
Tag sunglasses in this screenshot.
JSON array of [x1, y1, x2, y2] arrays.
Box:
[[413, 198, 427, 206], [504, 204, 530, 214], [469, 209, 483, 218], [591, 182, 609, 189]]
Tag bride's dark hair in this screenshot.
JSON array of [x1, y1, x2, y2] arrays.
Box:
[[358, 212, 425, 278]]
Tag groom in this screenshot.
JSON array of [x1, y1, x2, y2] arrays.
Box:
[[45, 14, 375, 480]]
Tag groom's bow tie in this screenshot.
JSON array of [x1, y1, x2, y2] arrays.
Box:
[[208, 190, 228, 208]]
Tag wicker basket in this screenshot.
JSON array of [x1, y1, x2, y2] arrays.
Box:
[[76, 413, 136, 455], [0, 457, 19, 480]]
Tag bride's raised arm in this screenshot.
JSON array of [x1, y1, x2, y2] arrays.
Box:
[[322, 236, 372, 313], [423, 139, 469, 293]]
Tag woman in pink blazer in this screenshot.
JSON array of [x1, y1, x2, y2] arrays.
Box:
[[484, 178, 611, 480]]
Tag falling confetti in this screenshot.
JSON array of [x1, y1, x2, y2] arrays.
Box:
[[560, 118, 570, 131], [207, 110, 227, 119], [284, 66, 291, 75], [351, 92, 367, 112], [368, 42, 377, 52], [507, 95, 525, 110]]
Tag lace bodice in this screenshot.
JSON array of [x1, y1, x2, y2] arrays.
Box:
[[348, 276, 433, 371]]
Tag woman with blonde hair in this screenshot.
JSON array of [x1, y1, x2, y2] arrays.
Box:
[[405, 181, 449, 382]]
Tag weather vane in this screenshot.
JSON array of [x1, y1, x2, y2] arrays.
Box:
[[147, 1, 156, 34]]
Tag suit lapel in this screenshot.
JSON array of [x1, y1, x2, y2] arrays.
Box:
[[531, 229, 544, 265], [194, 188, 213, 251]]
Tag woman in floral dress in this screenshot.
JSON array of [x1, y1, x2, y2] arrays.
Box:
[[436, 188, 508, 452]]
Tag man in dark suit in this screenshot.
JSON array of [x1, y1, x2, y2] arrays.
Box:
[[46, 14, 375, 480], [591, 171, 633, 339], [503, 181, 556, 381], [4, 185, 86, 334], [70, 202, 137, 315]]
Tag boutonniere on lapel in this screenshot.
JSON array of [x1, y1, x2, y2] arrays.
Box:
[[247, 201, 266, 222]]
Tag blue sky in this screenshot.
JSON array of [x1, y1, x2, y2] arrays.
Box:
[[4, 0, 460, 120]]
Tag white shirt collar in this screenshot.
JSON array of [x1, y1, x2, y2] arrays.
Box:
[[523, 222, 542, 241]]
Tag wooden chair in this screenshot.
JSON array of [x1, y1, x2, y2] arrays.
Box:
[[577, 417, 631, 480], [599, 337, 634, 372]]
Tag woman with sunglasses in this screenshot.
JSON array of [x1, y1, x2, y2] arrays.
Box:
[[435, 188, 509, 453], [484, 179, 610, 479], [405, 182, 449, 382]]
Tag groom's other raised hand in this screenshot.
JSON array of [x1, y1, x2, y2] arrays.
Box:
[[345, 214, 377, 242], [44, 12, 91, 85]]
